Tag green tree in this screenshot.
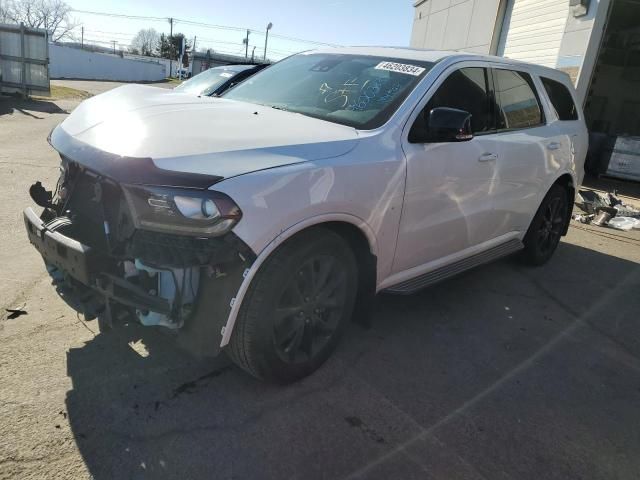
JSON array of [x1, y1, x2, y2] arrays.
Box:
[[157, 32, 191, 61]]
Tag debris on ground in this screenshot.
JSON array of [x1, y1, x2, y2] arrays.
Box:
[[572, 213, 594, 224], [575, 189, 640, 229], [592, 207, 618, 226], [609, 217, 640, 231], [5, 308, 27, 320]]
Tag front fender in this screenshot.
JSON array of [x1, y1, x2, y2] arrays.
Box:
[[218, 212, 377, 347]]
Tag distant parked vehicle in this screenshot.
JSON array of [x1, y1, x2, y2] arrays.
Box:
[[174, 64, 267, 96], [174, 68, 192, 79]]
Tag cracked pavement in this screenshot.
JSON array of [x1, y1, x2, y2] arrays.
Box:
[[1, 82, 640, 479]]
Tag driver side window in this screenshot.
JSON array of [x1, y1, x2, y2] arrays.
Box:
[[410, 67, 492, 142]]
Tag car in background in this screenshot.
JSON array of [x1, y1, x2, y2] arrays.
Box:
[[174, 68, 192, 79], [174, 64, 268, 96]]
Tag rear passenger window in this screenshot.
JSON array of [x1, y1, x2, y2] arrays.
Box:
[[423, 67, 492, 134], [494, 69, 544, 130], [541, 77, 578, 121]]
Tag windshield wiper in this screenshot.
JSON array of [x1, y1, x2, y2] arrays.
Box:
[[270, 104, 289, 111]]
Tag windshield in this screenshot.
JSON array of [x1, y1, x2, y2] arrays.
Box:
[[175, 67, 248, 96], [222, 53, 434, 129]]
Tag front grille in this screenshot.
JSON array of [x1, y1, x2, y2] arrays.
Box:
[[129, 230, 242, 267]]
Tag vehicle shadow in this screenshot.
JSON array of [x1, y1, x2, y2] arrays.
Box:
[[64, 241, 640, 479], [0, 95, 69, 118]]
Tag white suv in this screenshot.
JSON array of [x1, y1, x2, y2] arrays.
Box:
[[24, 47, 587, 382]]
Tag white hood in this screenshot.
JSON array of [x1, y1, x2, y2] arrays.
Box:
[[57, 84, 359, 179]]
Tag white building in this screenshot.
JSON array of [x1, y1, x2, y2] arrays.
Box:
[[411, 0, 640, 174]]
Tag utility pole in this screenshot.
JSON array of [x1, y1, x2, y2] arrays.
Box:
[[111, 40, 116, 55], [81, 26, 84, 49], [169, 17, 174, 78], [251, 46, 256, 62], [263, 22, 273, 62], [244, 29, 249, 58], [191, 36, 196, 77]]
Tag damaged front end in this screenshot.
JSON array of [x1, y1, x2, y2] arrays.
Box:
[[24, 127, 255, 356]]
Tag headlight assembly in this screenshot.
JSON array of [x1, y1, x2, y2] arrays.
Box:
[[122, 185, 242, 236]]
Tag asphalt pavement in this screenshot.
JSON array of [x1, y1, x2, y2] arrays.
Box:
[[1, 83, 639, 480]]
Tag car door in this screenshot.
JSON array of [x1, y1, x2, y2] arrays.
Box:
[[488, 67, 559, 236], [393, 65, 502, 274]]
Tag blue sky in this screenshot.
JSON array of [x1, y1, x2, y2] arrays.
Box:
[[68, 0, 415, 59]]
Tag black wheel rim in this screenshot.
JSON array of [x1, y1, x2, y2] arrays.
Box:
[[272, 254, 347, 364], [537, 196, 566, 256]]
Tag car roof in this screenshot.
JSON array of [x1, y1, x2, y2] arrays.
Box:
[[308, 46, 569, 81], [214, 64, 260, 73], [310, 46, 457, 63]]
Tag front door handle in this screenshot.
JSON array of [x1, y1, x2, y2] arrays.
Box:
[[478, 153, 498, 162], [547, 142, 561, 151]]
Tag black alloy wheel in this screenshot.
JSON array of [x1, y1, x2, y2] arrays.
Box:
[[536, 196, 566, 257], [273, 254, 347, 364], [522, 184, 569, 266], [226, 228, 358, 383]]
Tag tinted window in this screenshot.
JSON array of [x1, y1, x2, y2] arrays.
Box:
[[174, 66, 252, 96], [218, 69, 254, 94], [422, 68, 492, 134], [541, 77, 578, 120], [494, 69, 543, 130]]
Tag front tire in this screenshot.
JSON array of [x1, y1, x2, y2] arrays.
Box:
[[521, 184, 569, 266], [226, 228, 358, 383]]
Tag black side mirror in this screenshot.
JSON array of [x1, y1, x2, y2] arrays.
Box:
[[427, 107, 473, 142]]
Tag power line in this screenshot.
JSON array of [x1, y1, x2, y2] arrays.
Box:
[[174, 19, 246, 33], [81, 38, 125, 46], [268, 32, 336, 47], [70, 26, 136, 38], [71, 8, 340, 48], [193, 37, 244, 46], [76, 31, 136, 40], [71, 9, 168, 22]]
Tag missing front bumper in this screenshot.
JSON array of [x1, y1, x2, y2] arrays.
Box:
[[23, 206, 255, 356], [24, 207, 171, 317]]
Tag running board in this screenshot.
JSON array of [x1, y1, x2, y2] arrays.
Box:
[[384, 239, 524, 295]]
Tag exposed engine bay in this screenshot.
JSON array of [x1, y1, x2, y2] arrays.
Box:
[[25, 156, 254, 349]]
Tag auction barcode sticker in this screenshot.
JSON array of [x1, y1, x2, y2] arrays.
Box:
[[375, 61, 425, 76]]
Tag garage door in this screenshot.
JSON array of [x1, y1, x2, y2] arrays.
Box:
[[497, 0, 570, 67]]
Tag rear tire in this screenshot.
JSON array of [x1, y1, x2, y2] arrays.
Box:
[[521, 184, 568, 266], [226, 228, 358, 383]]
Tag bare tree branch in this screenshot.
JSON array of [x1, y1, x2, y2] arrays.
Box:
[[2, 0, 76, 41], [130, 28, 160, 57]]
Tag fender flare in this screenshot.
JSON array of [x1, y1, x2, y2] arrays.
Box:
[[218, 213, 378, 347], [522, 169, 578, 239]]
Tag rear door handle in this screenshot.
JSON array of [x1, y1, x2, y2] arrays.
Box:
[[478, 153, 498, 162], [547, 142, 561, 151]]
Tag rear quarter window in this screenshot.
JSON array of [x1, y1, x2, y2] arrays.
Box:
[[494, 69, 544, 130], [541, 77, 579, 121]]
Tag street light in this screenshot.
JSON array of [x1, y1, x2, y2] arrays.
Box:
[[263, 22, 273, 62]]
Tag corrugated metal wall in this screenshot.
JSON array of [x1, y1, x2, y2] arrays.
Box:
[[0, 23, 49, 94], [497, 0, 570, 67]]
